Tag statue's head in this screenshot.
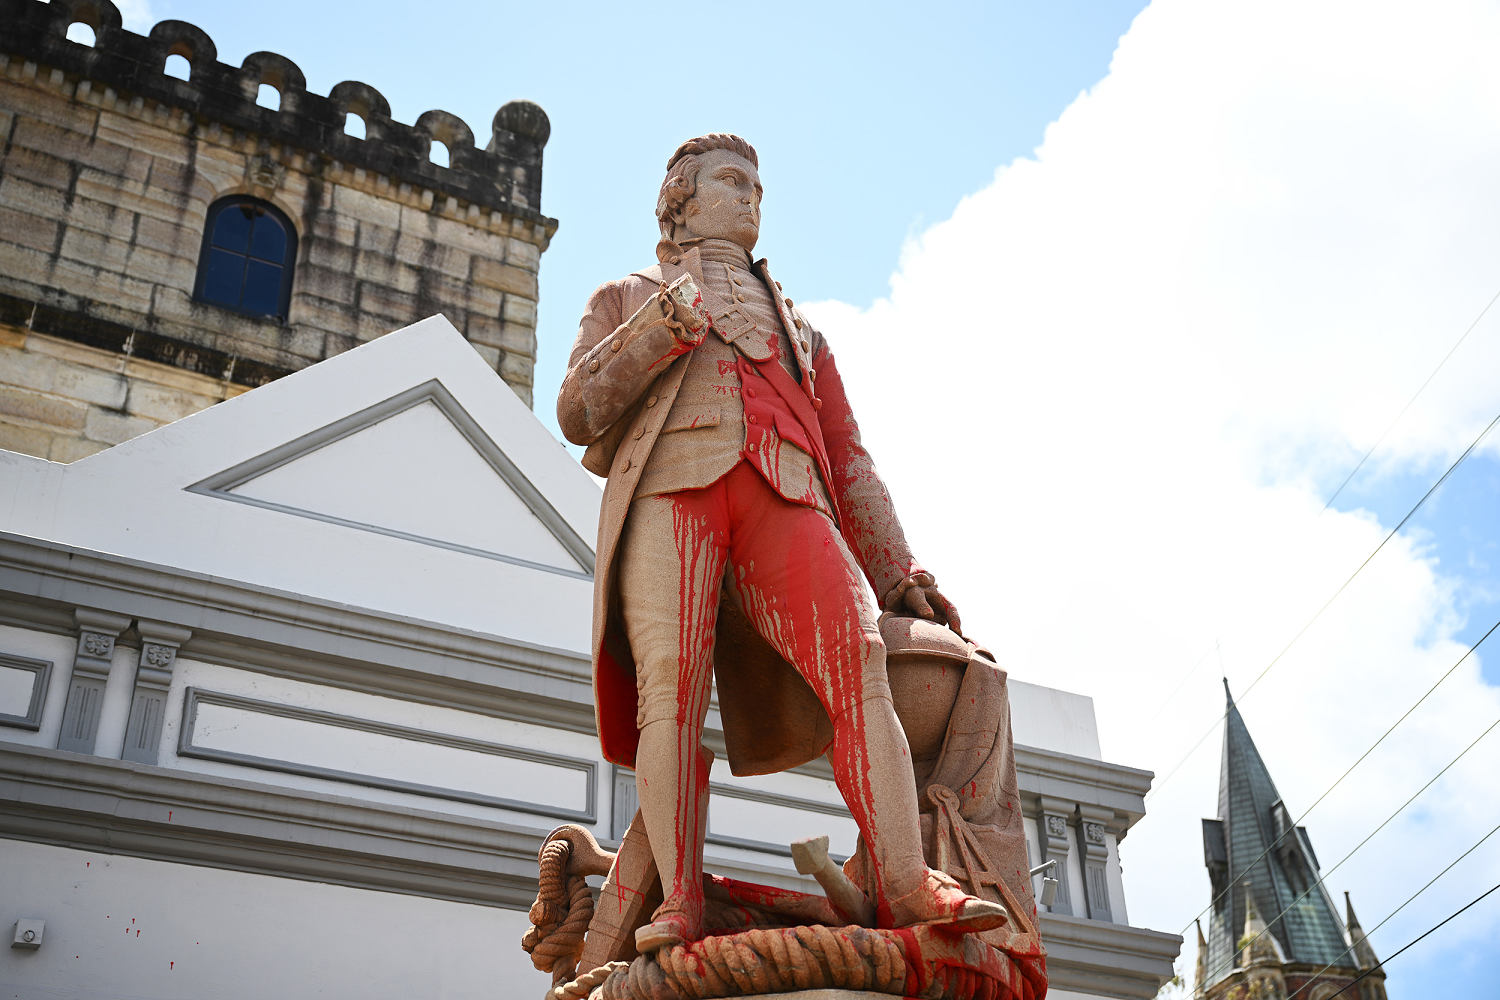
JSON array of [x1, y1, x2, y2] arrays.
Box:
[[656, 134, 761, 262]]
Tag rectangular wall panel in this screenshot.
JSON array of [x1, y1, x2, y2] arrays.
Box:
[[0, 654, 51, 730], [179, 688, 595, 822]]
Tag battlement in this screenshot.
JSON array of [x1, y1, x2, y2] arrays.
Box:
[[0, 0, 553, 218], [0, 0, 558, 461]]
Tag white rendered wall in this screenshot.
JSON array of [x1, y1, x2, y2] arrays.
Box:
[[1009, 679, 1102, 759], [0, 839, 549, 1000]]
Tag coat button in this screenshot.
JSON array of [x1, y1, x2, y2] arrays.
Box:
[[646, 395, 658, 407], [807, 368, 816, 381], [748, 442, 758, 454], [632, 426, 644, 439], [610, 339, 622, 352], [784, 297, 794, 309], [745, 388, 756, 399], [798, 338, 810, 352], [621, 458, 632, 471], [748, 414, 758, 424], [587, 359, 600, 373], [734, 293, 747, 303]]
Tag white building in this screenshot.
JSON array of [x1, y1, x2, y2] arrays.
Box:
[[0, 317, 1179, 998]]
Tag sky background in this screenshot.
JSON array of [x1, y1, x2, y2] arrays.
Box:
[[91, 0, 1500, 995]]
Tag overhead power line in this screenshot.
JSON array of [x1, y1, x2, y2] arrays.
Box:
[[1321, 284, 1500, 512], [1318, 879, 1500, 1000], [1149, 405, 1500, 801], [1287, 820, 1500, 999]]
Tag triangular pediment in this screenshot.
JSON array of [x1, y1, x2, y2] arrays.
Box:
[[189, 380, 593, 577], [2, 315, 600, 649]]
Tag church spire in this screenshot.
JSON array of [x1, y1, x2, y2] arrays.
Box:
[[1344, 892, 1382, 970], [1343, 892, 1389, 999], [1200, 685, 1352, 988], [1193, 919, 1208, 998]]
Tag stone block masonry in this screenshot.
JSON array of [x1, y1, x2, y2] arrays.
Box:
[[0, 0, 558, 460]]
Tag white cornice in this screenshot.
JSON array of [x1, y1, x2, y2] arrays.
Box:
[[1041, 911, 1183, 999], [0, 743, 546, 908], [1017, 744, 1155, 833]]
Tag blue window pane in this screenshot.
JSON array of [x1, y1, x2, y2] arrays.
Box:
[[200, 248, 246, 306], [241, 260, 284, 316], [210, 205, 253, 250], [249, 214, 287, 262], [197, 197, 296, 319]]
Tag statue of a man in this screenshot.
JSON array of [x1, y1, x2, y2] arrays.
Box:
[[557, 134, 1006, 954]]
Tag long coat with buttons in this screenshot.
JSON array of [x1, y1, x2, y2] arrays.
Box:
[[557, 246, 922, 776]]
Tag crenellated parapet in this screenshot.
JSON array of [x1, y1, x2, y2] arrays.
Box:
[[0, 0, 558, 461], [0, 0, 552, 217]]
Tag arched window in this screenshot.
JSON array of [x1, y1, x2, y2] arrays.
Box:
[[194, 197, 297, 320]]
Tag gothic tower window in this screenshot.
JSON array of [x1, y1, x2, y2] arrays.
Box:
[[194, 197, 297, 320]]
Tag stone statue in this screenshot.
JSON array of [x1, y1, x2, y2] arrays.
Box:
[[533, 135, 1046, 1000]]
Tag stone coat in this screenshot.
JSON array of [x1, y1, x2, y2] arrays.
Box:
[[558, 246, 922, 775]]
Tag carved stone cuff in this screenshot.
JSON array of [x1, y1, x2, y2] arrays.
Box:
[[656, 277, 710, 347]]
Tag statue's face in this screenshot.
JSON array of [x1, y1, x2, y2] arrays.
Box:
[[676, 149, 762, 251]]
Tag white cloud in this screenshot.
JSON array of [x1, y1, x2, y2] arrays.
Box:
[[805, 0, 1500, 989], [113, 0, 156, 31]]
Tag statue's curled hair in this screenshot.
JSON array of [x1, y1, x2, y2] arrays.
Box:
[[655, 134, 759, 263]]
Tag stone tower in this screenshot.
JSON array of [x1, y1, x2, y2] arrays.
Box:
[[0, 0, 557, 462], [1196, 682, 1389, 1000]]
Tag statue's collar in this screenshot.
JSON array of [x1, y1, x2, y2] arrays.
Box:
[[682, 237, 754, 269], [633, 244, 774, 287]]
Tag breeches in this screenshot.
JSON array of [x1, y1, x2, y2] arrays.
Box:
[[619, 461, 890, 734]]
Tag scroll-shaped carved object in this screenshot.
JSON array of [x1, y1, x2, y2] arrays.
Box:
[[790, 834, 875, 928]]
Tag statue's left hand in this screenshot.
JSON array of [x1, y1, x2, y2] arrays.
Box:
[[885, 572, 963, 635]]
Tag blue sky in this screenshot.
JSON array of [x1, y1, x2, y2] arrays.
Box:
[[100, 1, 1500, 996]]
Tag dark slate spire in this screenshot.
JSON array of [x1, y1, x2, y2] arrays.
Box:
[[1200, 683, 1352, 985]]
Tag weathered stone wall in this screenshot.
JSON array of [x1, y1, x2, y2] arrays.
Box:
[[0, 0, 557, 461]]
